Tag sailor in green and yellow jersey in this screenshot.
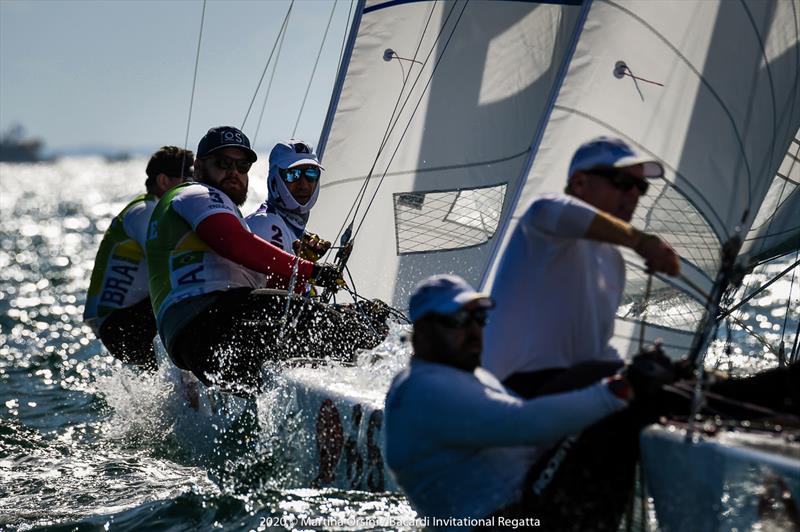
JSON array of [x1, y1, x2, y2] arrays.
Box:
[[146, 126, 382, 395], [84, 146, 193, 370]]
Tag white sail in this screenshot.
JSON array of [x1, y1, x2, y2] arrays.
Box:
[[739, 131, 800, 267], [313, 0, 585, 308], [315, 0, 800, 359]]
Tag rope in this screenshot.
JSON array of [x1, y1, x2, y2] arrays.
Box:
[[241, 0, 295, 130], [620, 68, 664, 86], [253, 13, 290, 148], [183, 0, 207, 159], [292, 0, 338, 138]]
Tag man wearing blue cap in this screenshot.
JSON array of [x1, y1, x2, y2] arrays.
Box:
[[483, 136, 681, 397], [384, 274, 671, 531], [146, 126, 347, 391], [247, 139, 331, 267]]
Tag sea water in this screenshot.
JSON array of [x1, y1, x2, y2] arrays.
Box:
[[1, 157, 798, 531]]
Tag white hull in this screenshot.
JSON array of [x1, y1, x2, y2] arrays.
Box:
[[641, 423, 800, 531]]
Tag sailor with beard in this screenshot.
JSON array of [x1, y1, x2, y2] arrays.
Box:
[[246, 140, 332, 281], [146, 126, 345, 392]]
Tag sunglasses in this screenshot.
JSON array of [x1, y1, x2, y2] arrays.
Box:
[[211, 155, 252, 173], [279, 166, 321, 183], [431, 308, 489, 329], [588, 167, 649, 195]]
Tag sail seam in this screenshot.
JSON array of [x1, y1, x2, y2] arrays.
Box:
[[318, 149, 530, 190], [604, 0, 754, 237], [478, 0, 593, 291]]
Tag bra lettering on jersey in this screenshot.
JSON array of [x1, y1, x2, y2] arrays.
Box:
[[178, 265, 204, 285], [101, 264, 138, 305], [171, 251, 205, 286]]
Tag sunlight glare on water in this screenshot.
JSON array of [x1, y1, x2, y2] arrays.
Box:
[[0, 157, 797, 531]]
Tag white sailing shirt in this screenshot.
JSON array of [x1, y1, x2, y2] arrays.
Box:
[[245, 202, 303, 255], [482, 193, 626, 381], [384, 358, 625, 530], [84, 193, 156, 333], [146, 183, 265, 327]]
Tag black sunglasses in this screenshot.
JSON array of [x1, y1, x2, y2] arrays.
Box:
[[431, 308, 489, 329], [588, 167, 649, 195], [211, 155, 252, 173], [279, 166, 321, 183]]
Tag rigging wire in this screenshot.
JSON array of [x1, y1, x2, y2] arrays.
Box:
[[791, 307, 800, 364], [778, 247, 800, 364], [351, 0, 470, 241], [733, 137, 799, 332], [292, 0, 338, 138], [337, 0, 356, 84], [342, 1, 440, 230], [241, 0, 295, 130], [727, 314, 780, 357], [183, 0, 207, 167], [718, 256, 800, 320], [253, 11, 290, 148], [320, 0, 441, 262], [788, 247, 800, 363]]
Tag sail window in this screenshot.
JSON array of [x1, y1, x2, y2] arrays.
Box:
[[394, 184, 507, 254]]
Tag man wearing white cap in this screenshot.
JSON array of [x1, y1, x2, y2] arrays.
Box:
[[247, 139, 331, 266], [483, 136, 681, 397], [384, 274, 671, 531]]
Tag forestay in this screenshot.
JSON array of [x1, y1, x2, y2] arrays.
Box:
[[315, 0, 800, 360]]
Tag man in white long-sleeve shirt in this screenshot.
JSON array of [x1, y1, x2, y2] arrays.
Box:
[[384, 274, 667, 531], [475, 137, 800, 529], [483, 136, 680, 397]]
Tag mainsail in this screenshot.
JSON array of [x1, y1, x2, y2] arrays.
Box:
[[314, 0, 800, 359]]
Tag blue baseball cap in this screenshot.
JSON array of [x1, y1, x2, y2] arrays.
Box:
[[197, 126, 257, 162], [409, 274, 493, 322], [568, 136, 663, 179]]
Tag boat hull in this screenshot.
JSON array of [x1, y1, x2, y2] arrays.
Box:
[[641, 423, 800, 531]]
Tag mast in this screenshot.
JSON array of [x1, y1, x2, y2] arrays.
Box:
[[317, 0, 366, 158]]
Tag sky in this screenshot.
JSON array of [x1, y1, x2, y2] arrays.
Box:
[[0, 0, 354, 155]]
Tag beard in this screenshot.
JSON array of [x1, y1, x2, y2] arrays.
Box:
[[196, 160, 248, 206], [219, 179, 248, 206]]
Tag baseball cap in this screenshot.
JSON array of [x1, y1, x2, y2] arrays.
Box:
[[568, 136, 663, 179], [408, 274, 494, 322], [197, 126, 257, 162], [269, 139, 324, 172]]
